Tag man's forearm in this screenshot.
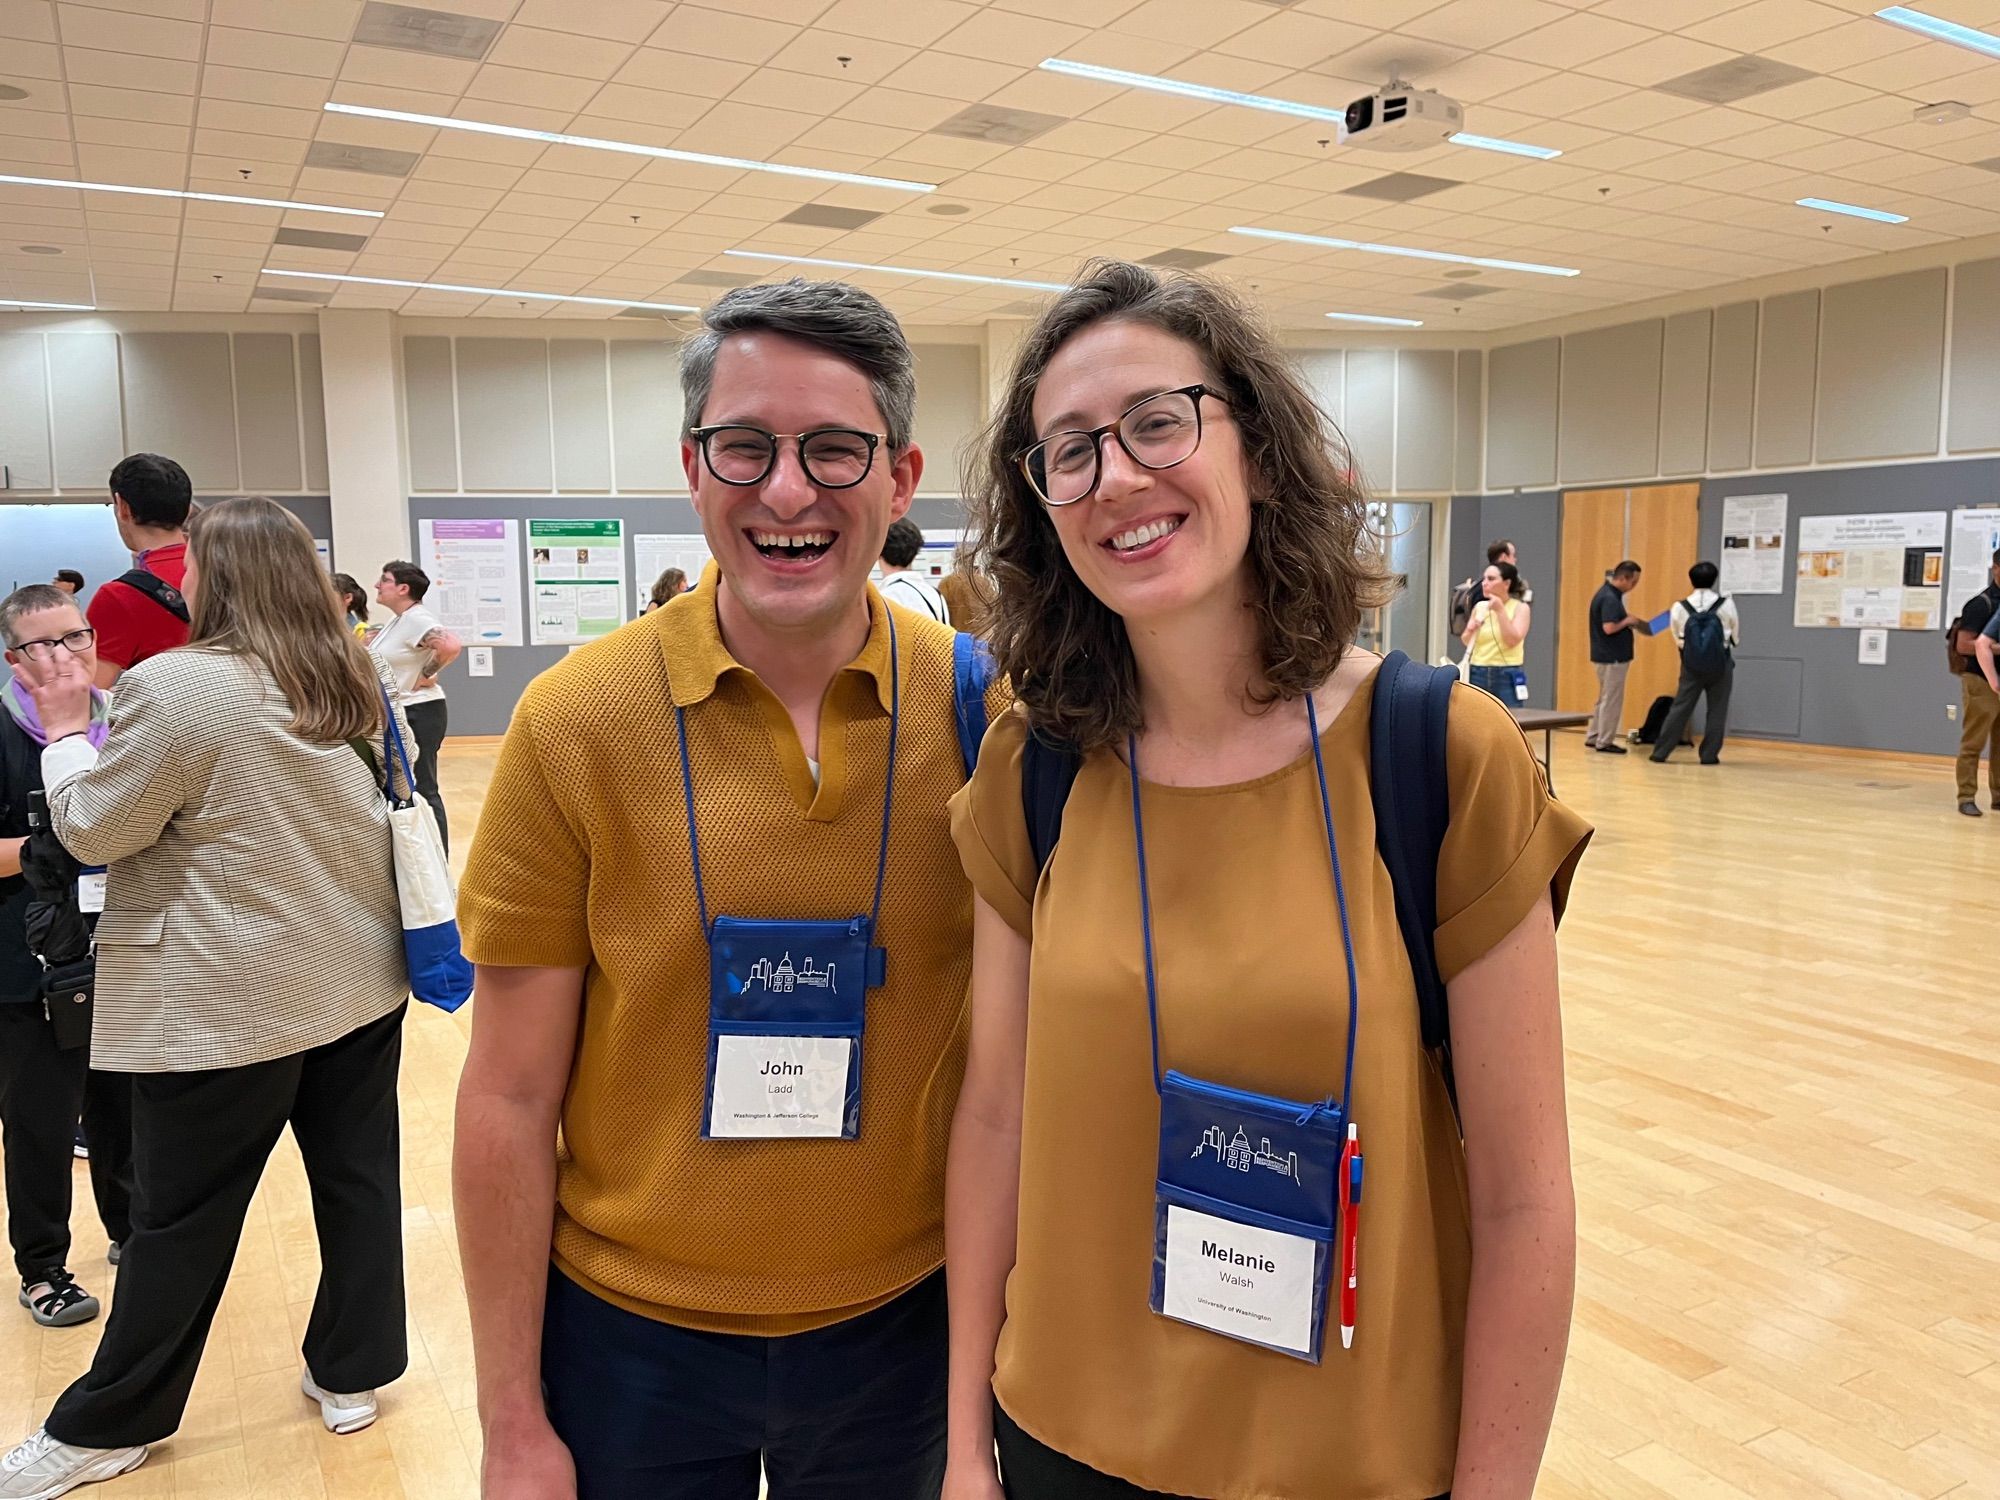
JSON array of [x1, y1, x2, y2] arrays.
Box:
[[1978, 638, 1999, 691], [454, 1088, 562, 1426]]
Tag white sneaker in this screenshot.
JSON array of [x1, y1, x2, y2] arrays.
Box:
[[0, 1429, 146, 1499], [300, 1372, 378, 1435]]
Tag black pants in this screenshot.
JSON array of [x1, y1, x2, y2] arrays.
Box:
[[994, 1407, 1447, 1500], [0, 1003, 134, 1279], [45, 1004, 409, 1449], [1650, 662, 1733, 764], [542, 1265, 948, 1500], [404, 697, 449, 853]]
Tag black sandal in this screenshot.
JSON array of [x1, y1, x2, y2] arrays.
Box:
[[18, 1268, 100, 1328]]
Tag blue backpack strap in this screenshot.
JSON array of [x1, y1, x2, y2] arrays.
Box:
[[952, 632, 997, 780], [1021, 729, 1083, 875], [1368, 650, 1458, 1119]]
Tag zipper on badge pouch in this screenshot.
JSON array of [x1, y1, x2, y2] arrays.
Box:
[[1163, 1069, 1344, 1130]]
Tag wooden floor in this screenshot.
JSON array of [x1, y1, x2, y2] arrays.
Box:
[[4, 732, 1998, 1498]]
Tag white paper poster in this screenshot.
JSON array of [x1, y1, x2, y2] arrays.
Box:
[[634, 533, 712, 612], [1718, 493, 1787, 596], [870, 529, 964, 583], [1793, 511, 1945, 630], [1858, 629, 1888, 665], [313, 538, 332, 572], [1946, 508, 2000, 618], [420, 518, 525, 647], [529, 518, 626, 645]]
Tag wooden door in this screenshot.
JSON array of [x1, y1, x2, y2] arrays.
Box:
[[1556, 484, 1701, 721]]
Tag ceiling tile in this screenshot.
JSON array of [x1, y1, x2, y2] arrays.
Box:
[[67, 83, 194, 126], [56, 2, 202, 59], [1582, 34, 1741, 87], [485, 26, 637, 80], [650, 6, 800, 66], [509, 0, 673, 44], [204, 26, 347, 78], [611, 48, 757, 99]]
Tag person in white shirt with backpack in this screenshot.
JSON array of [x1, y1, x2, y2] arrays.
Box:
[[1650, 560, 1739, 766]]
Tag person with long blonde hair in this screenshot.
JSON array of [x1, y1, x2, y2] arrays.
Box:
[[1, 497, 417, 1499]]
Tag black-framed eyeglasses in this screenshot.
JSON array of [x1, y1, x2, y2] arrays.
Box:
[[1017, 384, 1224, 507], [689, 425, 885, 490], [10, 627, 95, 661]]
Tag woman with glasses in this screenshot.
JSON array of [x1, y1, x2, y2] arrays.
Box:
[[943, 262, 1590, 1500], [1460, 562, 1532, 705], [1, 497, 416, 1499]]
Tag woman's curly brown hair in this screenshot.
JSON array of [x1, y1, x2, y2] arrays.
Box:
[[963, 259, 1396, 751]]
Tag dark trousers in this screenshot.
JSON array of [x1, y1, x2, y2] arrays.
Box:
[[45, 1004, 409, 1449], [995, 1406, 1446, 1500], [1650, 662, 1733, 763], [404, 697, 449, 854], [542, 1265, 948, 1500], [0, 1003, 134, 1279]]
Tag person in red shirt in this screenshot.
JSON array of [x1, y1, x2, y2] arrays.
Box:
[[86, 454, 193, 690]]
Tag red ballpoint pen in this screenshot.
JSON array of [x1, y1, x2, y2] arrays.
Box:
[[1340, 1122, 1361, 1350]]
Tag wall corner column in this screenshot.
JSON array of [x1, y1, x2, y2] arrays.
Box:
[[317, 308, 409, 579]]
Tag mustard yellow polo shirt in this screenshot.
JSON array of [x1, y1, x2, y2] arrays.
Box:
[[460, 566, 1008, 1334]]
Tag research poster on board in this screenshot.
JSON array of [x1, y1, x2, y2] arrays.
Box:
[[633, 533, 713, 612], [419, 518, 525, 646], [529, 518, 626, 645], [1946, 508, 2000, 615], [1793, 511, 1945, 630], [1717, 493, 1787, 596]]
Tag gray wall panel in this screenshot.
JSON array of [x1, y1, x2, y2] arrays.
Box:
[[1819, 268, 1946, 463], [457, 339, 552, 492], [1396, 348, 1455, 494], [1707, 301, 1757, 471], [1477, 489, 1559, 708], [1559, 319, 1661, 483], [1453, 349, 1481, 493], [609, 341, 682, 491], [914, 344, 983, 491], [549, 339, 612, 491], [1948, 258, 2000, 454], [1487, 338, 1559, 490], [1754, 290, 1817, 469], [1298, 350, 1343, 428], [0, 332, 53, 491], [299, 333, 329, 492], [1343, 349, 1395, 494], [47, 332, 124, 492], [403, 337, 458, 492], [1659, 309, 1711, 476], [123, 332, 238, 490], [232, 332, 303, 493]]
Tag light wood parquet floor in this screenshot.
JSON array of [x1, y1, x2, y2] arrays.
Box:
[[3, 731, 1997, 1498]]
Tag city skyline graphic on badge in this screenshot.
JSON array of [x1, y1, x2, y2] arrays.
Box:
[[1191, 1124, 1302, 1185], [731, 952, 836, 997]]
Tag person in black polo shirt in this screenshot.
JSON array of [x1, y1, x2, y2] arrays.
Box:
[[1585, 561, 1645, 753], [1953, 547, 2000, 816]]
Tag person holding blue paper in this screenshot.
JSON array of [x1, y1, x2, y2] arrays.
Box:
[[944, 261, 1591, 1500], [0, 497, 415, 1497]]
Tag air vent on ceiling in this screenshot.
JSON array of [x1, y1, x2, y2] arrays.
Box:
[[274, 227, 371, 253], [616, 306, 683, 319], [779, 204, 884, 230], [306, 141, 421, 178], [1654, 54, 1815, 105], [1442, 267, 1481, 280], [1246, 0, 1306, 6], [253, 286, 333, 305], [1140, 249, 1232, 271], [1341, 172, 1460, 203], [353, 2, 502, 61], [1975, 155, 2000, 174], [677, 269, 760, 289], [0, 84, 31, 101], [1414, 283, 1502, 300], [20, 244, 62, 255], [931, 104, 1065, 147]]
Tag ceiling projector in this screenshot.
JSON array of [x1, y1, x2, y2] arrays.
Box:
[[1338, 86, 1464, 151]]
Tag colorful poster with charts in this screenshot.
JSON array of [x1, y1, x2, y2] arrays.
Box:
[[528, 518, 626, 645], [420, 518, 525, 647], [1946, 508, 2000, 618], [1793, 511, 1945, 630], [1718, 492, 1787, 596]]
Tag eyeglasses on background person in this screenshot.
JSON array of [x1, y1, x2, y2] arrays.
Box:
[[688, 425, 884, 489], [1016, 384, 1225, 507]]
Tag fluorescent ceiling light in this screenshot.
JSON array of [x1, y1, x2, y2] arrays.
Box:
[[1325, 312, 1424, 327], [259, 268, 697, 311], [0, 173, 381, 218], [1796, 196, 1908, 223], [1874, 6, 2000, 59], [1231, 225, 1580, 277], [324, 103, 936, 194], [723, 250, 1067, 291], [0, 298, 94, 310], [1449, 132, 1562, 160]]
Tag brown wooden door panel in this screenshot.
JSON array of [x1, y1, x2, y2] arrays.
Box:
[[1558, 484, 1702, 727]]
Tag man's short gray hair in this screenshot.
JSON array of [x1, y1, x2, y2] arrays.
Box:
[[680, 279, 917, 450], [0, 583, 77, 646]]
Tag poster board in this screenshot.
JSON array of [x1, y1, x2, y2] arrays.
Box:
[[870, 529, 964, 583], [1718, 493, 1787, 596], [634, 533, 713, 612], [419, 518, 525, 646], [1793, 511, 1945, 630], [1946, 508, 2000, 617], [529, 518, 626, 645]]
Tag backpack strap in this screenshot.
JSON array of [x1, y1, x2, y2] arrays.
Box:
[[115, 567, 190, 623], [1368, 650, 1458, 1119], [1021, 728, 1083, 875], [951, 632, 996, 780]]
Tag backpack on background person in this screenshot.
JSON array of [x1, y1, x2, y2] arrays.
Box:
[[1682, 596, 1731, 682]]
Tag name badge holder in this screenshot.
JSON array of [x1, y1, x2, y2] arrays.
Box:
[[683, 614, 899, 1142], [1132, 694, 1360, 1364]]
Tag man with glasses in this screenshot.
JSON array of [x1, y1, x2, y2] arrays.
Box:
[[0, 586, 133, 1331], [455, 279, 1004, 1500]]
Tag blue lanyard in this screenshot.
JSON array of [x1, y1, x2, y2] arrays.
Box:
[[675, 610, 900, 936], [1127, 692, 1360, 1116]]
